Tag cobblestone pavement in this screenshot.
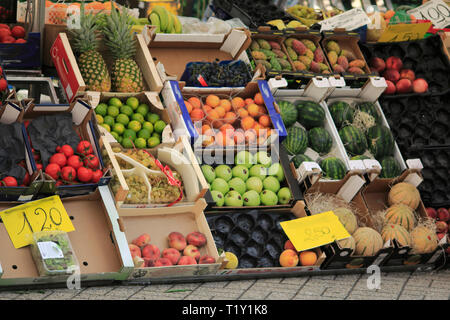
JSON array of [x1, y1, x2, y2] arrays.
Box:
[[0, 269, 449, 300]]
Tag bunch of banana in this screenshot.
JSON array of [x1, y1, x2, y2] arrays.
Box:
[[266, 19, 305, 30], [286, 5, 320, 27], [148, 6, 182, 34]]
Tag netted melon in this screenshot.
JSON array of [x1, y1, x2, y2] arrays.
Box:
[[384, 204, 416, 232], [338, 236, 355, 253], [410, 226, 439, 254], [353, 227, 383, 256], [333, 207, 358, 234], [381, 223, 411, 247], [388, 182, 421, 210]]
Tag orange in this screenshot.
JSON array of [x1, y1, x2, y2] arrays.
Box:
[[220, 124, 235, 136], [223, 112, 237, 124], [206, 95, 220, 108], [254, 93, 264, 105], [258, 105, 267, 114], [219, 99, 232, 112], [190, 109, 204, 122], [299, 251, 317, 266], [184, 101, 193, 114], [247, 104, 260, 117], [237, 108, 249, 118], [188, 97, 202, 109], [244, 98, 254, 106], [215, 106, 226, 118], [231, 97, 245, 109], [259, 115, 271, 127], [241, 116, 255, 130]]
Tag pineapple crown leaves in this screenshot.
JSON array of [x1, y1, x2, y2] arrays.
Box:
[[69, 2, 102, 54]]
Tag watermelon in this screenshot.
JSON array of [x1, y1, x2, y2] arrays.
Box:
[[328, 101, 354, 128], [381, 223, 411, 247], [308, 127, 332, 155], [292, 154, 312, 168], [278, 100, 298, 128], [384, 204, 416, 232], [366, 125, 394, 159], [282, 126, 308, 155], [379, 156, 401, 178], [353, 227, 383, 256], [320, 157, 346, 180], [351, 155, 371, 160], [356, 102, 380, 124], [339, 125, 368, 156], [296, 101, 325, 129]]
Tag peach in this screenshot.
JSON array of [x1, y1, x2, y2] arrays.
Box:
[[144, 258, 155, 267], [206, 109, 220, 121], [215, 106, 226, 118], [383, 68, 400, 82], [133, 256, 145, 268], [247, 104, 260, 117], [244, 98, 254, 105], [259, 115, 271, 127], [162, 248, 181, 265], [384, 80, 396, 94], [220, 123, 235, 137], [231, 97, 245, 109], [254, 93, 264, 105], [436, 221, 448, 233], [168, 232, 187, 251], [299, 251, 318, 266], [400, 69, 415, 82], [413, 78, 428, 93], [184, 101, 193, 114], [437, 208, 450, 222], [241, 116, 255, 130], [219, 99, 232, 112], [190, 109, 205, 122], [183, 244, 201, 261], [132, 233, 151, 247], [129, 244, 142, 258], [237, 108, 249, 118], [369, 57, 386, 73], [178, 256, 197, 265], [223, 111, 237, 124], [142, 244, 161, 261], [396, 78, 412, 94], [188, 97, 202, 109], [258, 106, 267, 114], [284, 240, 296, 251], [206, 95, 220, 108], [153, 258, 173, 267], [186, 231, 207, 247], [279, 249, 299, 267], [386, 56, 403, 71], [199, 255, 216, 264]]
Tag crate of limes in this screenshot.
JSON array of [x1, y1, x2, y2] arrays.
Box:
[[93, 93, 172, 149]]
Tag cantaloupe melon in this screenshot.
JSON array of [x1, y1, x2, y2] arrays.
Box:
[[353, 227, 383, 256], [381, 223, 411, 247], [333, 207, 358, 234], [388, 182, 421, 210], [410, 226, 439, 254], [338, 236, 355, 253], [384, 204, 416, 231]]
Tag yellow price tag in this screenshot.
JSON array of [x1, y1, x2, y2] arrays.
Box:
[[280, 211, 351, 252], [378, 22, 432, 43], [0, 196, 75, 249]]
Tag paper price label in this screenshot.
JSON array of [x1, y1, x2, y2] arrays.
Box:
[[408, 0, 450, 29], [280, 211, 351, 252], [378, 22, 432, 42], [0, 196, 75, 249], [319, 8, 371, 32]]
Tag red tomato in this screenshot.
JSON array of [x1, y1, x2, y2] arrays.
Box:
[[23, 172, 31, 185], [45, 163, 61, 180], [84, 154, 99, 169], [67, 155, 83, 170], [61, 166, 77, 182], [91, 169, 103, 183], [77, 167, 93, 183], [77, 140, 93, 156], [56, 180, 64, 187], [1, 176, 18, 187], [60, 145, 74, 158], [49, 153, 67, 167], [36, 163, 43, 171]]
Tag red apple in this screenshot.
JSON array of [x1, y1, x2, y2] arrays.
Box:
[[384, 80, 396, 94], [383, 68, 400, 83], [437, 208, 450, 222], [426, 207, 438, 219], [369, 57, 386, 73], [386, 56, 403, 71], [396, 78, 412, 93], [399, 69, 415, 81], [412, 78, 428, 93]]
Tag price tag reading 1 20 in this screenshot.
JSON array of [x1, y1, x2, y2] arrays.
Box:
[[0, 196, 75, 249]]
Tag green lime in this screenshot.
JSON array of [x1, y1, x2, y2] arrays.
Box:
[[113, 123, 125, 135], [147, 136, 161, 148], [152, 132, 161, 139], [109, 97, 123, 108], [117, 136, 123, 144], [128, 120, 142, 132], [110, 131, 120, 141], [131, 113, 145, 124], [95, 103, 108, 116], [154, 120, 166, 134], [100, 123, 111, 132], [120, 105, 134, 117], [136, 104, 149, 117], [96, 114, 104, 124], [146, 113, 160, 124], [107, 106, 120, 118], [116, 114, 130, 126], [142, 121, 154, 134], [126, 97, 140, 110], [121, 137, 134, 148], [104, 115, 115, 127], [138, 128, 151, 140], [134, 137, 147, 149], [123, 129, 137, 141]]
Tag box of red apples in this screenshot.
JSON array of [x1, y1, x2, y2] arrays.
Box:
[[0, 24, 40, 69], [425, 207, 450, 257]]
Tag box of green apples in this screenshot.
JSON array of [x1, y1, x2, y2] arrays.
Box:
[[200, 146, 303, 211], [93, 93, 172, 149]]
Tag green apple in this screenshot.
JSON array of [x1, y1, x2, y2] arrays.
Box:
[[263, 176, 280, 193], [231, 165, 249, 181], [278, 187, 292, 204], [235, 150, 255, 168], [215, 164, 232, 182], [211, 178, 229, 195], [242, 190, 261, 206], [260, 190, 278, 206], [228, 177, 247, 195], [224, 190, 244, 207], [268, 163, 285, 182], [249, 164, 267, 181], [211, 190, 225, 207], [246, 176, 263, 193], [201, 164, 216, 184], [256, 151, 272, 168]]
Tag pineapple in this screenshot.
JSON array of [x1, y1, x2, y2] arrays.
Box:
[[69, 4, 111, 92], [102, 4, 144, 92]]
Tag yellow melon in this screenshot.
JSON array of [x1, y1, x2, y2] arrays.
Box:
[[384, 204, 416, 231], [353, 227, 383, 256], [381, 223, 411, 247], [410, 226, 439, 254], [333, 207, 358, 234], [388, 182, 421, 210]]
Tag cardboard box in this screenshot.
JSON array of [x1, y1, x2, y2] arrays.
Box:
[[0, 187, 134, 287], [51, 33, 163, 103], [118, 198, 223, 280]]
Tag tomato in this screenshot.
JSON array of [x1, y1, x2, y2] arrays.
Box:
[[45, 163, 61, 180], [1, 176, 18, 187], [33, 153, 40, 161], [36, 163, 43, 171], [23, 172, 31, 185], [56, 146, 61, 152], [49, 153, 67, 167], [67, 155, 83, 170], [77, 140, 93, 156], [84, 154, 99, 169], [60, 145, 74, 158], [91, 169, 103, 183], [56, 180, 64, 187], [77, 167, 93, 183], [61, 166, 77, 182]]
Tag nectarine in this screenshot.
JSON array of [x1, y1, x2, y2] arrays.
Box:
[[183, 244, 201, 261], [142, 244, 161, 261], [168, 232, 187, 251], [299, 251, 317, 266], [153, 258, 173, 267], [284, 240, 296, 251], [279, 249, 299, 267], [199, 255, 216, 264], [132, 233, 151, 247], [178, 256, 197, 265], [162, 248, 181, 265], [129, 244, 142, 258], [186, 232, 207, 247]]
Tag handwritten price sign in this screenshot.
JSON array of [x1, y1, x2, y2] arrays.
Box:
[[408, 0, 450, 29], [280, 211, 351, 252], [0, 196, 74, 248], [378, 22, 432, 42]]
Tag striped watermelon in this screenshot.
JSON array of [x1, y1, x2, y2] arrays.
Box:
[[366, 125, 394, 159], [353, 227, 383, 256], [308, 127, 332, 155], [384, 204, 416, 231], [356, 102, 381, 124], [410, 226, 439, 254], [292, 154, 312, 168], [278, 100, 298, 128], [379, 156, 401, 178], [320, 157, 346, 180], [351, 155, 371, 160], [282, 126, 308, 155], [339, 125, 368, 156], [388, 182, 421, 210], [381, 223, 411, 247], [328, 101, 354, 128], [296, 101, 325, 129]]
